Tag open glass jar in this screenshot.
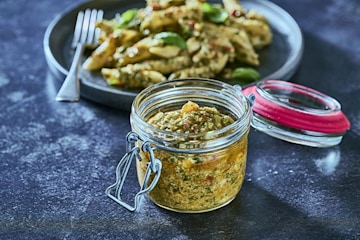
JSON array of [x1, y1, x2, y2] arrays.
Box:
[[106, 78, 252, 213]]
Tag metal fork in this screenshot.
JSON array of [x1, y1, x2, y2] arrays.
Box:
[[56, 9, 104, 102]]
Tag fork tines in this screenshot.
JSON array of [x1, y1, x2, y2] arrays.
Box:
[[71, 9, 104, 48]]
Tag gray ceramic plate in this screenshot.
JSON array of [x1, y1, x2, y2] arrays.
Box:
[[43, 0, 303, 110]]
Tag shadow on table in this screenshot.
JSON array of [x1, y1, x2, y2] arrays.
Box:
[[162, 182, 339, 240]]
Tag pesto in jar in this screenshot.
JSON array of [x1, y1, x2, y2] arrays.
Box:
[[147, 101, 234, 133], [137, 101, 248, 212]]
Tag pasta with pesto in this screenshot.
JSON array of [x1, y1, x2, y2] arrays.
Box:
[[83, 0, 272, 89]]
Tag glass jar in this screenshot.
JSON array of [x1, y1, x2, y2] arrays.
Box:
[[106, 78, 252, 213]]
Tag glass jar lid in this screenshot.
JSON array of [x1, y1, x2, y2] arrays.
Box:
[[242, 80, 350, 147]]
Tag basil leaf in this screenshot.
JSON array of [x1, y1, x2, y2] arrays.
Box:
[[154, 32, 187, 50], [115, 9, 137, 29], [202, 3, 228, 23], [202, 2, 216, 14], [231, 68, 261, 83]]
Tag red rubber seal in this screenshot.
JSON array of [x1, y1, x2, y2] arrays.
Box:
[[242, 80, 350, 134]]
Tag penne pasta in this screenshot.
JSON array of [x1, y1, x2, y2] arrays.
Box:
[[169, 53, 228, 79], [102, 68, 166, 88], [83, 0, 272, 89], [124, 55, 192, 75]]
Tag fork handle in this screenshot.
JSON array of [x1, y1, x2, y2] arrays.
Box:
[[55, 43, 85, 102]]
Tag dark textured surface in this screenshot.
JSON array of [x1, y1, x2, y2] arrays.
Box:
[[0, 0, 359, 239]]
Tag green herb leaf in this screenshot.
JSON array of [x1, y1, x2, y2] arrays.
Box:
[[202, 3, 228, 24], [154, 32, 188, 50], [202, 2, 216, 14], [231, 67, 261, 83], [115, 9, 137, 29], [106, 77, 120, 86]]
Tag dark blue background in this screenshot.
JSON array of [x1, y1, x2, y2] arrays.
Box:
[[0, 0, 359, 239]]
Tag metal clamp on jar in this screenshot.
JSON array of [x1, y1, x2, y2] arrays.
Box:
[[105, 132, 162, 211]]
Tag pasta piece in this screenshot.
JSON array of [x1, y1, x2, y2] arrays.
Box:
[[223, 0, 269, 24], [122, 55, 192, 75], [140, 5, 201, 32], [223, 0, 245, 17], [113, 37, 156, 66], [229, 17, 272, 48], [225, 29, 259, 65], [115, 51, 153, 67], [149, 45, 181, 58], [192, 45, 217, 63], [83, 29, 142, 70], [204, 36, 235, 61], [96, 19, 116, 42], [204, 23, 258, 66], [113, 29, 142, 46], [246, 10, 270, 24], [223, 0, 272, 48], [83, 36, 117, 70], [187, 23, 235, 62], [186, 37, 202, 54], [102, 68, 166, 88], [169, 53, 228, 79]]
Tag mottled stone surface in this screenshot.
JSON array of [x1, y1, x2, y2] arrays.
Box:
[[0, 0, 359, 239]]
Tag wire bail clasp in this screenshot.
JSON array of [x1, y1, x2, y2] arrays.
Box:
[[105, 132, 162, 212]]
